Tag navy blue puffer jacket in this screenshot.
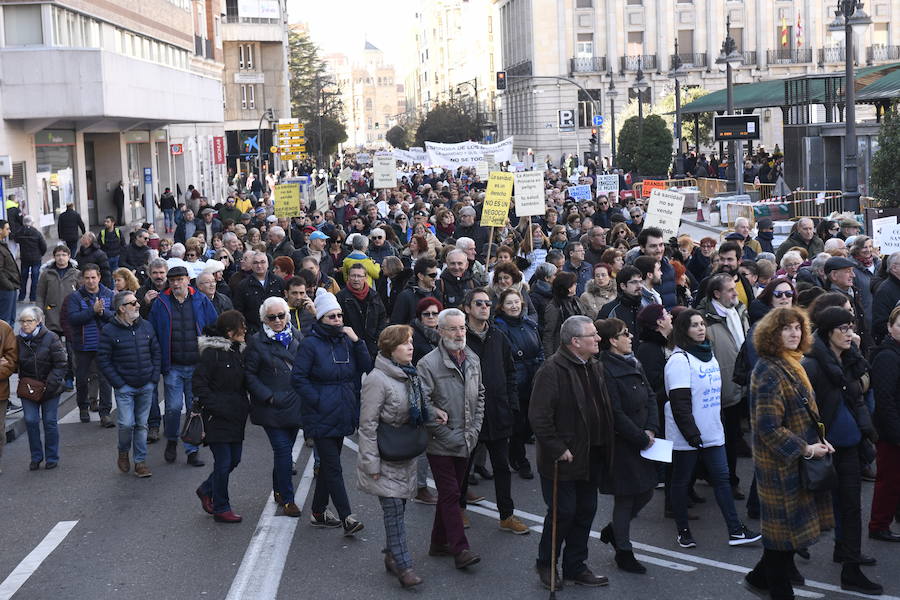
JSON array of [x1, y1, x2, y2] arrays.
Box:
[[291, 322, 372, 438], [245, 327, 302, 429], [97, 317, 161, 389], [494, 313, 544, 407]]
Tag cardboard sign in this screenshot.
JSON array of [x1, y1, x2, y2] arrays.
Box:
[[596, 174, 619, 198], [314, 183, 329, 214], [274, 183, 302, 219], [481, 171, 515, 227], [475, 160, 489, 180], [337, 167, 352, 182], [357, 153, 371, 164], [373, 152, 396, 189], [641, 179, 668, 198], [643, 188, 686, 240], [567, 185, 592, 201], [872, 216, 897, 249], [514, 171, 545, 217], [879, 223, 900, 255]]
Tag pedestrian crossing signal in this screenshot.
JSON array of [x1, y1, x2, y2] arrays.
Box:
[[496, 71, 507, 91]]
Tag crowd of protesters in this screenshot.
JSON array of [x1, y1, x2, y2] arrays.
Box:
[[0, 153, 897, 598]]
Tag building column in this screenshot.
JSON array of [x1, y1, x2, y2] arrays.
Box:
[[74, 131, 89, 219]]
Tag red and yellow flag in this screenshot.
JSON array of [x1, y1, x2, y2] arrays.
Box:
[[781, 17, 789, 47], [796, 12, 803, 47]]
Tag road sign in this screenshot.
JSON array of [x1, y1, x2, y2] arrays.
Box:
[[592, 115, 605, 127], [558, 109, 576, 132], [170, 144, 183, 155]]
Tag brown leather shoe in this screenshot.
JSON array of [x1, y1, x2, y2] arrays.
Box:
[[428, 542, 452, 557], [454, 548, 480, 569], [536, 564, 563, 591], [566, 569, 609, 587], [414, 487, 438, 505], [461, 509, 470, 529], [397, 568, 423, 588], [117, 451, 130, 473], [282, 502, 301, 517], [134, 462, 152, 478]]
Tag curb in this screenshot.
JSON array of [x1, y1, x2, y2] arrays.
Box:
[[4, 390, 77, 444]]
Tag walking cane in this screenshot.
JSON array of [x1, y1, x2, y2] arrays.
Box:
[[549, 459, 559, 599]]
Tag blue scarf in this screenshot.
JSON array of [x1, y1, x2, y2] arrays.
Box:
[[273, 329, 291, 348], [395, 361, 428, 426]]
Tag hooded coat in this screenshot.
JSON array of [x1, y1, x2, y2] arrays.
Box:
[[192, 334, 249, 444]]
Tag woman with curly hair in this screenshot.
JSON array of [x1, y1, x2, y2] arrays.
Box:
[[744, 306, 836, 598], [601, 248, 625, 276], [113, 268, 139, 292], [606, 222, 635, 247]]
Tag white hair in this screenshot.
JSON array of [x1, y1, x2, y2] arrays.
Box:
[[23, 215, 33, 227], [436, 307, 465, 329], [455, 237, 475, 250], [18, 305, 43, 323], [734, 216, 749, 228], [259, 296, 290, 322], [169, 243, 186, 258], [268, 225, 285, 240], [370, 227, 385, 238], [823, 238, 846, 252], [780, 250, 802, 268]]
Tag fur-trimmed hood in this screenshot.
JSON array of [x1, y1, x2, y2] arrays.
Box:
[[198, 335, 245, 353]]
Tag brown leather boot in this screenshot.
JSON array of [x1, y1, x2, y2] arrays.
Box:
[[397, 568, 423, 588], [134, 462, 152, 478], [384, 550, 398, 575], [117, 451, 130, 473]]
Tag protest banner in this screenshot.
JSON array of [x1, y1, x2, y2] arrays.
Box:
[[641, 179, 668, 198], [475, 160, 489, 180], [424, 137, 514, 168], [880, 223, 900, 255], [373, 152, 396, 188], [872, 216, 897, 250], [596, 174, 619, 198], [482, 172, 515, 227], [274, 183, 302, 218], [568, 185, 592, 201], [514, 171, 545, 217], [643, 188, 686, 240], [314, 183, 329, 214]]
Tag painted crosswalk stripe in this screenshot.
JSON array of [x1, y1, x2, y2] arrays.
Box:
[[0, 521, 78, 600]]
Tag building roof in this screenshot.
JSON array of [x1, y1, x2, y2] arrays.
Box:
[[680, 62, 900, 114], [364, 41, 380, 51]]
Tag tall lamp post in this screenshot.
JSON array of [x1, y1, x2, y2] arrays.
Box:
[[632, 64, 650, 138], [716, 16, 744, 193], [829, 1, 871, 213], [607, 75, 619, 168], [670, 41, 685, 178]]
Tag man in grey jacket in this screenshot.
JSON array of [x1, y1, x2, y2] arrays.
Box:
[[419, 308, 484, 570]]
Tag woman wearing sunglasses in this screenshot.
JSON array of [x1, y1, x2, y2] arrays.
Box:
[[245, 297, 303, 517], [748, 278, 797, 326], [292, 290, 372, 535]]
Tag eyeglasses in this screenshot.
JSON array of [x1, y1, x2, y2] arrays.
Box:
[[19, 318, 37, 324], [266, 313, 287, 321], [324, 313, 344, 321], [122, 300, 139, 307], [371, 236, 383, 240], [626, 279, 643, 286], [616, 329, 633, 338], [472, 299, 493, 307], [421, 311, 439, 317], [772, 290, 795, 298], [837, 324, 854, 334], [423, 271, 438, 279]]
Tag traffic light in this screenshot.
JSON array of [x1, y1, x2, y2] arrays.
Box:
[[496, 71, 507, 90], [590, 128, 597, 146]]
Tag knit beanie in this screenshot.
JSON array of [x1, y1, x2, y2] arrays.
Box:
[[314, 290, 341, 320]]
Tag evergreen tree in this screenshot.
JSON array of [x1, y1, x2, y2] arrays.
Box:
[[870, 111, 900, 207], [414, 102, 479, 146], [616, 115, 673, 177]]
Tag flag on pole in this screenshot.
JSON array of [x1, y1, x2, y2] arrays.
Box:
[[796, 12, 803, 48], [781, 17, 789, 47]]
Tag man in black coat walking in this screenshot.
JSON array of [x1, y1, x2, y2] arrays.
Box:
[[57, 203, 86, 256], [14, 215, 47, 302], [457, 288, 530, 535], [232, 253, 285, 333]]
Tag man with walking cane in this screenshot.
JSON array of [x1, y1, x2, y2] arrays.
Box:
[[530, 315, 614, 590]]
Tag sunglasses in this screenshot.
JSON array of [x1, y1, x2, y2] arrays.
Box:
[[266, 313, 286, 321], [371, 236, 383, 240], [421, 311, 439, 317], [772, 290, 794, 298], [473, 299, 492, 307], [123, 300, 139, 307], [616, 329, 632, 338], [324, 313, 344, 320], [423, 271, 438, 278]]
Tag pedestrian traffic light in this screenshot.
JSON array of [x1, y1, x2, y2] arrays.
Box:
[[590, 128, 597, 145], [496, 71, 507, 90]]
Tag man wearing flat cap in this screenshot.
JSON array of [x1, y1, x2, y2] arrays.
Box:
[[824, 256, 870, 352]]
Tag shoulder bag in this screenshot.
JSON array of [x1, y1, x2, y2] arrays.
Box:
[[797, 396, 838, 492], [377, 383, 428, 462], [181, 411, 205, 446], [17, 377, 46, 403]]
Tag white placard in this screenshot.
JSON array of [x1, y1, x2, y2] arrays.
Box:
[[357, 153, 371, 164], [424, 137, 514, 168], [373, 152, 396, 189], [640, 438, 673, 463], [568, 185, 591, 201], [337, 167, 352, 182], [314, 183, 329, 213], [513, 171, 545, 217], [596, 174, 619, 198], [475, 160, 489, 180], [644, 188, 686, 241], [879, 223, 900, 255], [872, 216, 898, 250]]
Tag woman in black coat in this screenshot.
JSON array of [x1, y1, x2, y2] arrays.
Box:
[[494, 288, 544, 480], [16, 306, 67, 470], [245, 297, 303, 517], [803, 307, 882, 594], [193, 310, 250, 523], [595, 317, 659, 575]]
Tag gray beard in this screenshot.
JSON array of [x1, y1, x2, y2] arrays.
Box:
[[443, 338, 466, 351]]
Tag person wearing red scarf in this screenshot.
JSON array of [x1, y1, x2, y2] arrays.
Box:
[[336, 262, 388, 361]]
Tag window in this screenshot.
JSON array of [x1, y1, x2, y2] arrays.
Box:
[[731, 27, 744, 52], [239, 45, 245, 69], [874, 23, 889, 46], [677, 29, 694, 55], [248, 85, 255, 109], [245, 44, 254, 69], [5, 4, 44, 46], [577, 89, 601, 128], [627, 31, 643, 55], [576, 33, 593, 57], [626, 0, 642, 4], [576, 0, 592, 7], [241, 85, 248, 109]]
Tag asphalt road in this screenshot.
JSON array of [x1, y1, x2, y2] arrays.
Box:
[[1, 396, 898, 600]]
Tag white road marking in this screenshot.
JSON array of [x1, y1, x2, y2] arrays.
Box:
[[225, 435, 314, 600], [0, 521, 78, 600], [342, 438, 893, 598]]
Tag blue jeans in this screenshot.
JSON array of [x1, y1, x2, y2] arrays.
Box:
[[115, 382, 154, 463], [163, 208, 175, 231], [19, 263, 40, 301], [164, 365, 197, 453], [671, 445, 742, 534], [264, 426, 299, 504], [312, 437, 351, 520], [22, 396, 60, 464], [0, 289, 17, 326], [200, 442, 243, 513]]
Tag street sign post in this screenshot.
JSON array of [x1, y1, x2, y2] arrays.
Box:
[[558, 109, 576, 132], [592, 115, 604, 127]]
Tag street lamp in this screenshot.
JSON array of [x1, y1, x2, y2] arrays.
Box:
[[716, 16, 744, 193], [632, 64, 650, 138], [670, 41, 685, 178], [829, 1, 871, 212], [607, 75, 619, 168]]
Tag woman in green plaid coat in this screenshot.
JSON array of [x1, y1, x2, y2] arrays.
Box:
[[744, 307, 834, 599]]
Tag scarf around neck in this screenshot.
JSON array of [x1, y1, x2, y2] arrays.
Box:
[[712, 299, 746, 347], [684, 340, 714, 362], [394, 360, 429, 425], [349, 280, 370, 302], [263, 323, 292, 347]]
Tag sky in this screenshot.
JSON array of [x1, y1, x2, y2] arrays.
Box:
[[286, 0, 418, 78]]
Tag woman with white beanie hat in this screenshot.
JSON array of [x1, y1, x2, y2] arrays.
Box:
[[292, 290, 373, 535]]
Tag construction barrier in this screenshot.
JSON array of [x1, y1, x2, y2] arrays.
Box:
[[721, 192, 844, 226]]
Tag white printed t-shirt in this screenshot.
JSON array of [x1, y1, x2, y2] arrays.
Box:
[[663, 348, 724, 451]]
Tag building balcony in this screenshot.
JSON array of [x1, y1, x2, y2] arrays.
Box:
[[619, 54, 657, 73], [671, 53, 707, 69], [767, 48, 813, 65], [818, 46, 846, 64], [221, 18, 284, 43], [742, 51, 758, 66], [505, 60, 532, 77], [867, 45, 900, 63], [570, 56, 607, 74], [0, 47, 223, 128]]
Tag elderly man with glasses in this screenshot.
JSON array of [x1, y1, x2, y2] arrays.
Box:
[[233, 252, 286, 334], [367, 227, 398, 266]]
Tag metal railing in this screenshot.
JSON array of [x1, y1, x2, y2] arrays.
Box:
[[695, 177, 728, 200], [570, 56, 607, 74], [671, 53, 708, 69], [867, 45, 900, 63], [818, 46, 846, 64], [742, 51, 758, 66], [619, 54, 657, 72], [767, 48, 813, 64], [223, 15, 280, 24], [505, 60, 533, 77]]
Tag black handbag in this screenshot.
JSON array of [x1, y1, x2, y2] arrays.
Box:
[[798, 397, 838, 492], [377, 421, 428, 462], [180, 412, 205, 446]]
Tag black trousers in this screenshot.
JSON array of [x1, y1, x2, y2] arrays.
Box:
[[723, 403, 743, 488], [459, 438, 514, 519], [833, 444, 863, 561], [747, 548, 796, 600], [74, 350, 112, 415]]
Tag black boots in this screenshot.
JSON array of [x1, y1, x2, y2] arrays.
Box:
[[841, 562, 883, 595]]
